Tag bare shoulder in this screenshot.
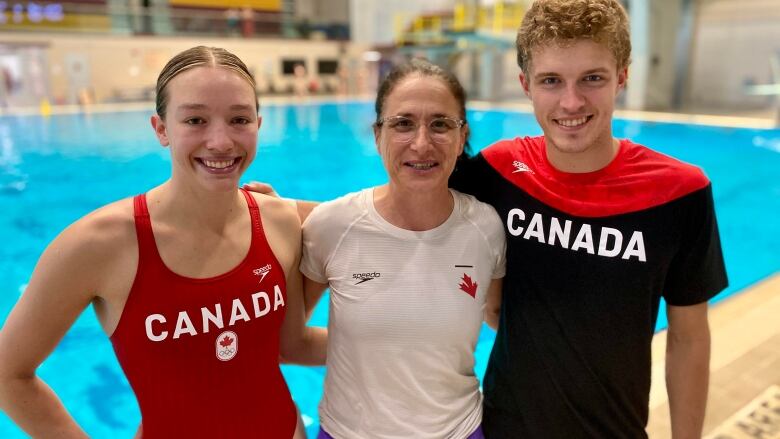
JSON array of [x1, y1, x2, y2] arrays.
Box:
[[60, 198, 137, 256], [248, 192, 301, 276], [46, 198, 138, 286], [16, 197, 137, 325], [250, 192, 301, 239], [0, 198, 138, 363]]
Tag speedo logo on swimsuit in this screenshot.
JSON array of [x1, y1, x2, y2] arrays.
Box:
[[253, 264, 273, 283], [353, 272, 381, 284], [512, 160, 534, 174], [506, 208, 647, 262], [144, 285, 285, 342]]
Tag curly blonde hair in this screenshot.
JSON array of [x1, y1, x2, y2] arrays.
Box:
[[516, 0, 631, 73]]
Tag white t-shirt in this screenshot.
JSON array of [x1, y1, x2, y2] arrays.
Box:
[[301, 188, 506, 439]]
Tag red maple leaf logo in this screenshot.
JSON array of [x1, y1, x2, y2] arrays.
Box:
[[459, 274, 478, 298], [219, 335, 234, 347]]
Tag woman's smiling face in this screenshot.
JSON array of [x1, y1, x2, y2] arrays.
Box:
[[152, 66, 261, 193]]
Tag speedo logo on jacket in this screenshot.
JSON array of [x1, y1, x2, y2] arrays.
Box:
[[144, 285, 285, 342], [506, 208, 647, 262]]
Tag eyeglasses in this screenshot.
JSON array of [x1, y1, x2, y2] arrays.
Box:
[[376, 115, 466, 144]]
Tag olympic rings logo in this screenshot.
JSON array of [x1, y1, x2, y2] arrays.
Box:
[[218, 348, 236, 357]]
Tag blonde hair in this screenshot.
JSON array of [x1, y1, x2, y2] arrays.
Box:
[[516, 0, 631, 73], [155, 46, 257, 119]]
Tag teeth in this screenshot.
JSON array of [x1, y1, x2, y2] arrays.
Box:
[[202, 159, 236, 169], [408, 163, 435, 170], [558, 117, 588, 127]]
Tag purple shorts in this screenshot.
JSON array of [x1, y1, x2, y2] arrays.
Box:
[[318, 425, 485, 439]]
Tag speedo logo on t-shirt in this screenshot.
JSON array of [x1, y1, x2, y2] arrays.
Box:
[[512, 160, 534, 174], [353, 272, 381, 285]]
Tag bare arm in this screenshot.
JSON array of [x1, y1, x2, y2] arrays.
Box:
[[261, 193, 326, 366], [484, 278, 503, 330], [303, 276, 329, 322], [0, 220, 110, 437], [279, 259, 327, 365], [665, 302, 711, 439]]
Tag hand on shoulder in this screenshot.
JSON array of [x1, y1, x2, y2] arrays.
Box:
[[248, 191, 301, 278], [242, 181, 279, 198], [249, 191, 300, 229]]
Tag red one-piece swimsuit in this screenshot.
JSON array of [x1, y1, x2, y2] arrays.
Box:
[[110, 189, 296, 438]]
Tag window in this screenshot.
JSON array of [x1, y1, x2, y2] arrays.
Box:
[[282, 59, 305, 75], [317, 59, 339, 75]]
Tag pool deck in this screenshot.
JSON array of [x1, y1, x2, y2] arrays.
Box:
[[646, 273, 780, 438]]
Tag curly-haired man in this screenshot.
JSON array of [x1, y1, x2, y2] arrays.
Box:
[[451, 1, 727, 437]]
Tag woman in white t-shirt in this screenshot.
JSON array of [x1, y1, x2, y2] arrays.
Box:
[[299, 59, 506, 439]]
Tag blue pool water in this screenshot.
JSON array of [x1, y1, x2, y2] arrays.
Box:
[[1, 101, 779, 437]]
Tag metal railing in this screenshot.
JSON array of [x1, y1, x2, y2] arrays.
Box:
[[394, 1, 525, 46]]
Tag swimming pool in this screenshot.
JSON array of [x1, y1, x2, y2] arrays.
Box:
[[1, 101, 778, 437]]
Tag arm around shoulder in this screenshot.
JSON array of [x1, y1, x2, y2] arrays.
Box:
[[241, 181, 320, 223]]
